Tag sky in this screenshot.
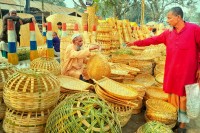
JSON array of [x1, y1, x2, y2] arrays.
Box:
[[65, 0, 85, 8]]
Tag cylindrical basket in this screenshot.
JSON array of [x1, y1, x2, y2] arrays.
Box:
[[30, 57, 61, 75], [3, 108, 52, 133], [3, 68, 60, 112]]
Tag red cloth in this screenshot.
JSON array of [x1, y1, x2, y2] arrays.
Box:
[[134, 22, 200, 96]]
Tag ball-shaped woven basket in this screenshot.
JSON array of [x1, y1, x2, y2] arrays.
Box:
[[0, 62, 17, 98], [30, 57, 61, 76], [136, 121, 173, 133], [3, 108, 52, 133], [146, 99, 177, 125], [45, 92, 122, 133], [3, 68, 60, 112]]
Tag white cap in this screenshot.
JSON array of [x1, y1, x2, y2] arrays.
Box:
[[9, 8, 17, 13], [71, 33, 81, 41]]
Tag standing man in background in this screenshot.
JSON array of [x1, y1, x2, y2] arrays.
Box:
[[57, 22, 62, 38]]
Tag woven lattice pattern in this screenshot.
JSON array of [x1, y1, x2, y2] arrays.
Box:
[[0, 62, 17, 98], [3, 108, 52, 133], [45, 92, 122, 133], [30, 57, 61, 75], [146, 99, 177, 125], [3, 68, 60, 111]]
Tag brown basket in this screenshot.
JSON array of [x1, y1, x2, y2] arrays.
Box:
[[0, 98, 6, 120], [145, 99, 177, 125], [108, 103, 133, 127], [30, 57, 61, 76], [0, 62, 17, 98], [3, 68, 60, 112], [3, 108, 52, 133]]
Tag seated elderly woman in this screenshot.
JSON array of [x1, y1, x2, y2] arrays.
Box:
[[61, 33, 99, 80]]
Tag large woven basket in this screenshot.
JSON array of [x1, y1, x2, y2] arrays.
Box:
[[146, 99, 177, 125], [3, 68, 60, 112], [45, 92, 122, 133], [0, 62, 17, 98], [30, 57, 61, 76], [3, 108, 52, 133], [134, 74, 156, 87], [108, 103, 133, 127], [129, 60, 153, 74]]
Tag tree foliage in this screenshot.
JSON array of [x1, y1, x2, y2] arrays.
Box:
[[71, 0, 199, 24]]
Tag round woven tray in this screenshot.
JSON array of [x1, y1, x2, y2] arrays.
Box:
[[129, 60, 153, 74], [134, 74, 156, 87], [3, 68, 60, 112], [145, 86, 168, 101], [30, 57, 61, 76], [0, 62, 17, 98], [45, 92, 122, 133], [3, 108, 52, 133], [155, 73, 164, 84], [154, 64, 165, 75], [146, 99, 177, 125]]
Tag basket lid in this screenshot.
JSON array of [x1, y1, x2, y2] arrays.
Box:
[[58, 75, 93, 91], [95, 77, 138, 100]]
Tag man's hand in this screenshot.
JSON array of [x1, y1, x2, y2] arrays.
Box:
[[196, 70, 200, 85], [89, 45, 99, 51], [125, 41, 134, 47]]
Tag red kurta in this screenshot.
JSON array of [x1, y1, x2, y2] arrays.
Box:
[[134, 22, 200, 96]]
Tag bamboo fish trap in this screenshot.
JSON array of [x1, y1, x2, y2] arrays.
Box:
[[3, 68, 60, 112], [45, 92, 122, 133]]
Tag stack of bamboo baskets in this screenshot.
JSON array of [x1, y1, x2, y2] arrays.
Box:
[[3, 68, 60, 132], [95, 77, 138, 127], [96, 21, 112, 55], [0, 62, 17, 120]]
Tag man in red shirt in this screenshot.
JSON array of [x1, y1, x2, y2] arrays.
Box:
[[127, 7, 200, 133]]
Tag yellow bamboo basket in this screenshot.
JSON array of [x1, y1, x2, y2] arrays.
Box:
[[145, 86, 168, 101], [154, 64, 165, 75], [3, 108, 52, 133], [145, 99, 177, 126], [129, 60, 153, 74], [155, 73, 164, 84], [30, 57, 61, 75], [108, 103, 133, 127], [134, 74, 156, 87], [3, 68, 60, 112], [0, 62, 17, 98]]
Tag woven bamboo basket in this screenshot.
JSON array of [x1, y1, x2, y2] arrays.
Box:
[[3, 108, 52, 133], [145, 99, 177, 125], [145, 86, 168, 101], [30, 57, 61, 75], [108, 103, 133, 127], [0, 62, 17, 98], [155, 73, 164, 84], [0, 98, 6, 120], [45, 92, 122, 133], [154, 64, 165, 75], [3, 68, 60, 112], [136, 121, 173, 133], [132, 99, 143, 114], [134, 74, 156, 87], [18, 13, 44, 46], [129, 60, 153, 74]]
